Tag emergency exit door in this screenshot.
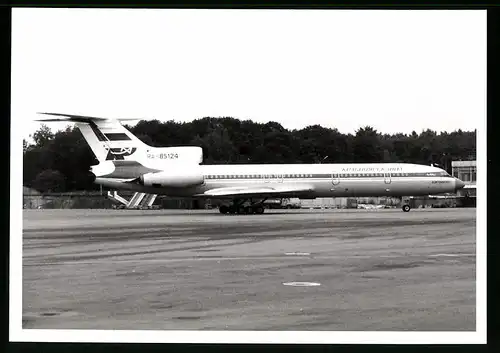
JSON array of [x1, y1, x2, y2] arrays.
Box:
[[332, 172, 340, 185], [384, 172, 392, 184]]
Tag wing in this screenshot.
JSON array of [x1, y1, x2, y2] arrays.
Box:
[[196, 184, 314, 198]]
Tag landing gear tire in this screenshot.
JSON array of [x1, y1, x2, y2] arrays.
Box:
[[219, 205, 229, 214], [254, 206, 265, 214], [402, 204, 411, 212]]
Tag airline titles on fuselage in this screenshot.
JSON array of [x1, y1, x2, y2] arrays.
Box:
[[341, 167, 402, 172]]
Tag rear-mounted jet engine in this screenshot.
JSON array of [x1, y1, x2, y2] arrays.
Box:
[[139, 169, 204, 188]]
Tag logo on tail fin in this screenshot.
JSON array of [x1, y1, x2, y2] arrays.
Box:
[[105, 147, 137, 160]]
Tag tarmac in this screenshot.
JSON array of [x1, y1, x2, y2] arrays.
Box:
[[22, 208, 476, 331]]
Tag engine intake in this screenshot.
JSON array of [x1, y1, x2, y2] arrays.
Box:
[[140, 168, 204, 188]]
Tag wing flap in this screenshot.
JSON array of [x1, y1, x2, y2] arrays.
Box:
[[197, 184, 314, 198]]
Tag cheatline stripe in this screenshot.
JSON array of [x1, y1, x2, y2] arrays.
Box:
[[203, 173, 453, 180]]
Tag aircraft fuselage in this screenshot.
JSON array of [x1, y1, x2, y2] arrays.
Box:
[[95, 162, 462, 199]]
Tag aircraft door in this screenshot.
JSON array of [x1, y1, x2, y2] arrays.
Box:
[[384, 171, 391, 184], [331, 172, 340, 185]]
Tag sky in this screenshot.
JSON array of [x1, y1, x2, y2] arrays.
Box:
[[12, 9, 486, 140]]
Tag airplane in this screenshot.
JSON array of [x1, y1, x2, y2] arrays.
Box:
[[36, 112, 466, 214]]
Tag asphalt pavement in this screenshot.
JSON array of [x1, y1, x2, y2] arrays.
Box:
[[22, 208, 476, 331]]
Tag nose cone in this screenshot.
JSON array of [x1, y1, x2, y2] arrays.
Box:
[[454, 178, 465, 190]]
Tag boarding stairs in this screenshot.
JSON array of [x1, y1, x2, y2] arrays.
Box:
[[107, 191, 158, 209]]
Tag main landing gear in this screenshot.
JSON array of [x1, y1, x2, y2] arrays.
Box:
[[399, 196, 411, 212], [219, 198, 267, 215]]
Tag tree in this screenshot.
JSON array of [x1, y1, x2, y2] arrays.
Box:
[[352, 126, 382, 162], [31, 124, 54, 147], [136, 133, 154, 146], [32, 169, 66, 193]]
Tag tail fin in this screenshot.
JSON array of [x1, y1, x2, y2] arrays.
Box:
[[36, 112, 147, 162]]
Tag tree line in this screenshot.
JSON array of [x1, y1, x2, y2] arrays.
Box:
[[23, 117, 476, 193]]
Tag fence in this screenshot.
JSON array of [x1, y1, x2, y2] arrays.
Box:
[[23, 192, 114, 209]]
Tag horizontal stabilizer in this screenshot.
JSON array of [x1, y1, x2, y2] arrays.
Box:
[[36, 112, 140, 122]]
